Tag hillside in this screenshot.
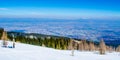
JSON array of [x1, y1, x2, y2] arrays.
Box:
[[0, 41, 120, 60]]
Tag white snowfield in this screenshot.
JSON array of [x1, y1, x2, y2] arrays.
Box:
[[0, 41, 120, 60]]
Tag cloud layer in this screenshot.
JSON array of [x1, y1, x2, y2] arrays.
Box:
[[0, 8, 8, 10]]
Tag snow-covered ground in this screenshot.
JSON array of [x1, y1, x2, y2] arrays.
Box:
[[0, 40, 120, 60]]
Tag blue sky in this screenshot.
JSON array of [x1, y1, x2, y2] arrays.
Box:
[[0, 0, 120, 19]]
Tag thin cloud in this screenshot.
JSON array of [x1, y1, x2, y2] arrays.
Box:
[[0, 8, 9, 10]]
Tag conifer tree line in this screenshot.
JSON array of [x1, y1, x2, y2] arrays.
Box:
[[0, 28, 120, 54], [68, 39, 120, 55], [8, 34, 70, 50]]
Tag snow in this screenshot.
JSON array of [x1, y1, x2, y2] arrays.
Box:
[[0, 40, 120, 60]]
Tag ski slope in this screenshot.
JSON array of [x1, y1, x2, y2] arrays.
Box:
[[0, 41, 120, 60]]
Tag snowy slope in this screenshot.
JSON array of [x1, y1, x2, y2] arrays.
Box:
[[0, 41, 120, 60]]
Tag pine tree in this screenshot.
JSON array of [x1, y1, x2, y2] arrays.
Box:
[[116, 45, 120, 52], [57, 39, 61, 49], [1, 31, 8, 47], [99, 39, 106, 55], [0, 28, 4, 39], [71, 41, 74, 56], [68, 39, 73, 50], [68, 39, 74, 56], [79, 41, 84, 51], [74, 42, 78, 50], [89, 41, 95, 51], [83, 40, 89, 51]]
